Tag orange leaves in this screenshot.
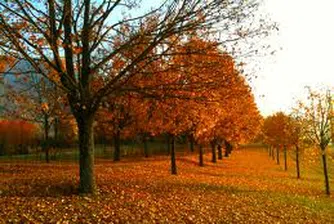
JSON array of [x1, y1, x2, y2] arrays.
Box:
[[0, 55, 15, 74], [0, 149, 333, 223], [262, 112, 293, 147], [0, 119, 39, 150], [41, 102, 49, 112]]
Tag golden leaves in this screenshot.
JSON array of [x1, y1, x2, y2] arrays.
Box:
[[41, 102, 49, 112], [0, 149, 333, 223]]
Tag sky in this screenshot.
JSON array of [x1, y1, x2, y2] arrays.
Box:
[[252, 0, 334, 116]]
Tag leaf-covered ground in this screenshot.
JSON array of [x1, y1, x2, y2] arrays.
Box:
[[0, 148, 333, 223]]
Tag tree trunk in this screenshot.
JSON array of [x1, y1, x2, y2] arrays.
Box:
[[211, 141, 217, 163], [228, 144, 233, 156], [284, 145, 288, 171], [199, 145, 204, 167], [113, 129, 121, 161], [189, 134, 195, 152], [44, 113, 50, 163], [224, 142, 229, 157], [321, 148, 330, 195], [143, 133, 149, 158], [295, 145, 300, 179], [225, 141, 232, 157], [276, 147, 280, 165], [217, 144, 223, 160], [170, 135, 177, 175], [272, 147, 275, 160], [77, 115, 96, 194]]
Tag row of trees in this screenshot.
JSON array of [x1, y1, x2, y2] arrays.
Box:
[[0, 0, 273, 194], [94, 37, 262, 173], [1, 35, 262, 173], [262, 88, 333, 195]]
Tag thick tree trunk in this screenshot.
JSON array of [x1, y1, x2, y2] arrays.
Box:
[[211, 141, 217, 163], [113, 129, 121, 161], [295, 145, 300, 179], [189, 134, 195, 152], [276, 147, 280, 165], [199, 145, 204, 167], [284, 145, 288, 171], [170, 135, 177, 175], [321, 148, 330, 195], [77, 115, 96, 194], [217, 144, 223, 160], [143, 133, 149, 158]]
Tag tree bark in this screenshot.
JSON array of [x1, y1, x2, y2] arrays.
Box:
[[224, 141, 229, 157], [211, 141, 217, 163], [321, 148, 330, 195], [225, 141, 232, 157], [77, 115, 96, 194], [284, 145, 288, 171], [199, 145, 204, 167], [271, 147, 275, 160], [170, 135, 177, 175], [295, 145, 300, 179], [276, 147, 280, 165], [113, 129, 121, 161], [228, 144, 233, 156], [217, 144, 223, 160]]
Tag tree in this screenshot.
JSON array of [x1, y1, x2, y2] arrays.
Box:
[[285, 115, 311, 179], [3, 64, 66, 162], [294, 88, 332, 195], [0, 0, 270, 194], [262, 112, 291, 168]]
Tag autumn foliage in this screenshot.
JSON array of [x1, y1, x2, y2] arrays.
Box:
[[0, 149, 333, 223], [0, 119, 38, 155], [0, 0, 269, 193]]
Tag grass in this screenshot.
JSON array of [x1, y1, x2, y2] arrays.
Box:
[[0, 146, 333, 223]]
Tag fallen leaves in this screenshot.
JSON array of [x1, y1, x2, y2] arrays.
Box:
[[0, 148, 333, 223]]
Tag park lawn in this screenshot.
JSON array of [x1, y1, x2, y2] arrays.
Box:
[[0, 147, 333, 223]]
